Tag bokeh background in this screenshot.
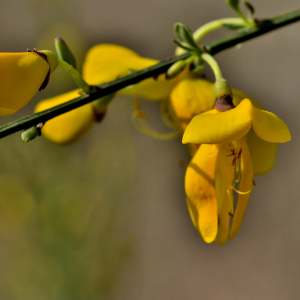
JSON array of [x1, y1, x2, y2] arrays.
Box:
[[0, 0, 300, 299]]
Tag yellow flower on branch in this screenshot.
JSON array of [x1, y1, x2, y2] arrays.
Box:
[[35, 44, 194, 144], [35, 90, 95, 145], [182, 98, 291, 244], [0, 50, 57, 116], [83, 44, 192, 101]]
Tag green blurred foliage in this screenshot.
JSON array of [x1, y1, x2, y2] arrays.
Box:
[[0, 123, 137, 299]]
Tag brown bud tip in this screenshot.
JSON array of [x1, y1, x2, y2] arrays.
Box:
[[214, 95, 235, 112]]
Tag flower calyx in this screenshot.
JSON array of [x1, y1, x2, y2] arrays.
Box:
[[212, 78, 234, 111], [27, 49, 58, 91]]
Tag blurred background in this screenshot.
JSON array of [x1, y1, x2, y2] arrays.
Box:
[[0, 0, 300, 299]]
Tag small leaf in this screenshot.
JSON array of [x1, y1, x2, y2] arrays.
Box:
[[174, 23, 199, 49]]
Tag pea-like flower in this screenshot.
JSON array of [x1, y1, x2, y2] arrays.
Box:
[[0, 50, 57, 115], [170, 78, 279, 176], [182, 98, 291, 244]]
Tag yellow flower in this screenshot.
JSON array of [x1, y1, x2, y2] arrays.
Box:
[[182, 98, 291, 244], [170, 78, 278, 176], [35, 90, 95, 145], [36, 44, 194, 144], [0, 50, 56, 116]]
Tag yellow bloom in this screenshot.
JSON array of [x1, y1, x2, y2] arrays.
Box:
[[170, 78, 278, 175], [36, 44, 194, 144], [182, 98, 291, 244], [0, 51, 51, 115], [35, 90, 95, 145]]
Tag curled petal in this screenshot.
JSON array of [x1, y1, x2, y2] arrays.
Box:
[[35, 90, 95, 145], [0, 52, 49, 115], [185, 144, 219, 243], [183, 99, 252, 144], [230, 138, 253, 240], [251, 105, 291, 143]]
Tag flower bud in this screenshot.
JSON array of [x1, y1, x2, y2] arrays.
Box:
[[21, 125, 41, 143], [212, 78, 234, 111], [55, 37, 77, 69]]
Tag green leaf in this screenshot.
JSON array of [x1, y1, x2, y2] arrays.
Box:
[[174, 23, 199, 49]]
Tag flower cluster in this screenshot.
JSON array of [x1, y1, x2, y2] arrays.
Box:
[[36, 44, 291, 244], [0, 43, 291, 245]]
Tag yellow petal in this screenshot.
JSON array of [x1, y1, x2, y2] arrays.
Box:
[[246, 128, 278, 175], [214, 144, 234, 245], [170, 78, 214, 131], [83, 44, 191, 101], [83, 44, 157, 84], [185, 144, 219, 243], [251, 105, 291, 143], [230, 138, 253, 240], [0, 52, 49, 115], [183, 99, 253, 144], [35, 90, 95, 145]]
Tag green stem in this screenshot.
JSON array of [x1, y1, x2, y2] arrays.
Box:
[[206, 9, 300, 55], [176, 18, 246, 55], [0, 9, 300, 139], [58, 59, 93, 93], [201, 53, 223, 80], [194, 18, 246, 43]]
